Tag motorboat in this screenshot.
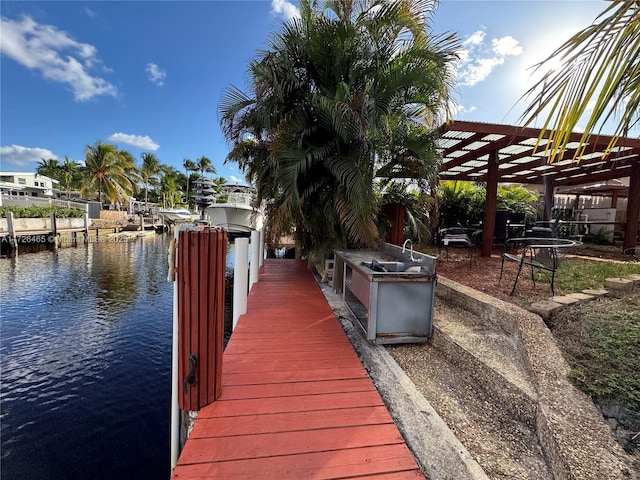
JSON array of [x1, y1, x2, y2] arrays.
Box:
[[157, 208, 194, 224], [203, 185, 264, 234]]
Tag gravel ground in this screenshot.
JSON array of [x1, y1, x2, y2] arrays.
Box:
[[319, 251, 639, 479], [387, 298, 552, 480]]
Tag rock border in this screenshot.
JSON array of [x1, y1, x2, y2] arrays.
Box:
[[529, 274, 640, 321], [436, 276, 634, 480]]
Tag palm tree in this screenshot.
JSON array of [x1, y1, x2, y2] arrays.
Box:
[[195, 156, 216, 178], [183, 158, 197, 205], [36, 158, 61, 179], [220, 0, 458, 264], [60, 156, 78, 199], [139, 152, 161, 207], [519, 1, 639, 161], [158, 165, 184, 208], [81, 141, 137, 207]]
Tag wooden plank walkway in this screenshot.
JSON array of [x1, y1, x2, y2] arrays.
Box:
[[172, 258, 424, 479]]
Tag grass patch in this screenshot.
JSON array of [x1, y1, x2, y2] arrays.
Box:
[[552, 292, 640, 413], [555, 259, 640, 292]]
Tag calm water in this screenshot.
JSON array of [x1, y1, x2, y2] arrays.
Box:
[[0, 235, 234, 480]]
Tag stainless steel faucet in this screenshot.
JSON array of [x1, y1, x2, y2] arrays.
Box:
[[402, 239, 416, 262]]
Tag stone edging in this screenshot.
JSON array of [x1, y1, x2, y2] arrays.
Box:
[[529, 274, 640, 321], [436, 276, 634, 480]]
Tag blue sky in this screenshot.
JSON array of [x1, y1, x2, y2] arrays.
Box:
[[1, 0, 608, 184]]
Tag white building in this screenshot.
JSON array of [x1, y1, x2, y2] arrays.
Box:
[[0, 172, 58, 199]]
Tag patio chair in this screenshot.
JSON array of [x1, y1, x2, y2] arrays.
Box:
[[499, 237, 581, 295], [437, 227, 482, 263]]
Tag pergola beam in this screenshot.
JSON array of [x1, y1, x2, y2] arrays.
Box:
[[438, 121, 640, 254]]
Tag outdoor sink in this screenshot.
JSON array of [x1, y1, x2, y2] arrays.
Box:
[[334, 246, 437, 344], [371, 259, 422, 273]]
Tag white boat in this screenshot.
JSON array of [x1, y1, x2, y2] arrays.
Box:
[[204, 185, 264, 234], [157, 208, 194, 224]]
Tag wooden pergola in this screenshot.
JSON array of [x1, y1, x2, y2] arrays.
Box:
[[437, 120, 640, 257]]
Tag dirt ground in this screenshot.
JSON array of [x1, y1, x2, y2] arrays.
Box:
[[432, 243, 635, 308], [427, 244, 640, 478]]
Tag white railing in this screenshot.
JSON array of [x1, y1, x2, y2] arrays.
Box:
[[1, 194, 88, 211], [211, 193, 253, 206]]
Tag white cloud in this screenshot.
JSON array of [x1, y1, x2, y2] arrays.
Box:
[[0, 145, 57, 167], [457, 29, 523, 87], [108, 133, 160, 151], [229, 175, 243, 184], [492, 36, 523, 57], [146, 62, 166, 86], [0, 15, 117, 101], [271, 0, 300, 20], [449, 102, 477, 117], [84, 7, 97, 18]]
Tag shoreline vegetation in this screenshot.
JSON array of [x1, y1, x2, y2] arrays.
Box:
[[0, 205, 86, 218]]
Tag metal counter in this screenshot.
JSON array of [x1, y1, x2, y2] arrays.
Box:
[[333, 244, 436, 344]]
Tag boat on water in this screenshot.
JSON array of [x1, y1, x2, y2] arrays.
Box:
[[157, 208, 194, 224], [204, 185, 264, 234]]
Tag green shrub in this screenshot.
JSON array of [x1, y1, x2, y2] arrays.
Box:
[[583, 227, 614, 245], [438, 181, 538, 228], [0, 205, 85, 219]]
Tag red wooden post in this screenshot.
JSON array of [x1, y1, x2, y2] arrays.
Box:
[[384, 203, 406, 246], [623, 162, 640, 256], [177, 227, 227, 411], [481, 149, 499, 257]]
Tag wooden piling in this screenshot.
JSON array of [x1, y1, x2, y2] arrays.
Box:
[[176, 227, 227, 412]]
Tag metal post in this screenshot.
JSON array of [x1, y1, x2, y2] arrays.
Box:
[[233, 237, 249, 330], [249, 230, 260, 291]]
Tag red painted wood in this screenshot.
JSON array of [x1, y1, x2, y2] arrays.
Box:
[[384, 202, 406, 246], [180, 424, 405, 463], [219, 378, 375, 400], [222, 367, 368, 386], [190, 406, 393, 438], [172, 259, 423, 479], [177, 228, 227, 411], [198, 391, 385, 418], [172, 444, 421, 479]]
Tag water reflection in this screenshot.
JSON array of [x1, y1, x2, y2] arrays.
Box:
[[0, 234, 175, 480]]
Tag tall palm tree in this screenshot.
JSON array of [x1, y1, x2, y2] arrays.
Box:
[[60, 156, 78, 199], [183, 158, 197, 205], [195, 156, 216, 178], [159, 165, 184, 208], [519, 1, 640, 161], [81, 141, 137, 206], [36, 158, 61, 179], [220, 0, 458, 264], [139, 152, 161, 206]]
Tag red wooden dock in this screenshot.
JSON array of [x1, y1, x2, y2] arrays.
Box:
[[172, 259, 424, 479]]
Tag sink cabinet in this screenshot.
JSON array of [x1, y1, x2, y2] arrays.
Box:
[[334, 244, 436, 344]]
